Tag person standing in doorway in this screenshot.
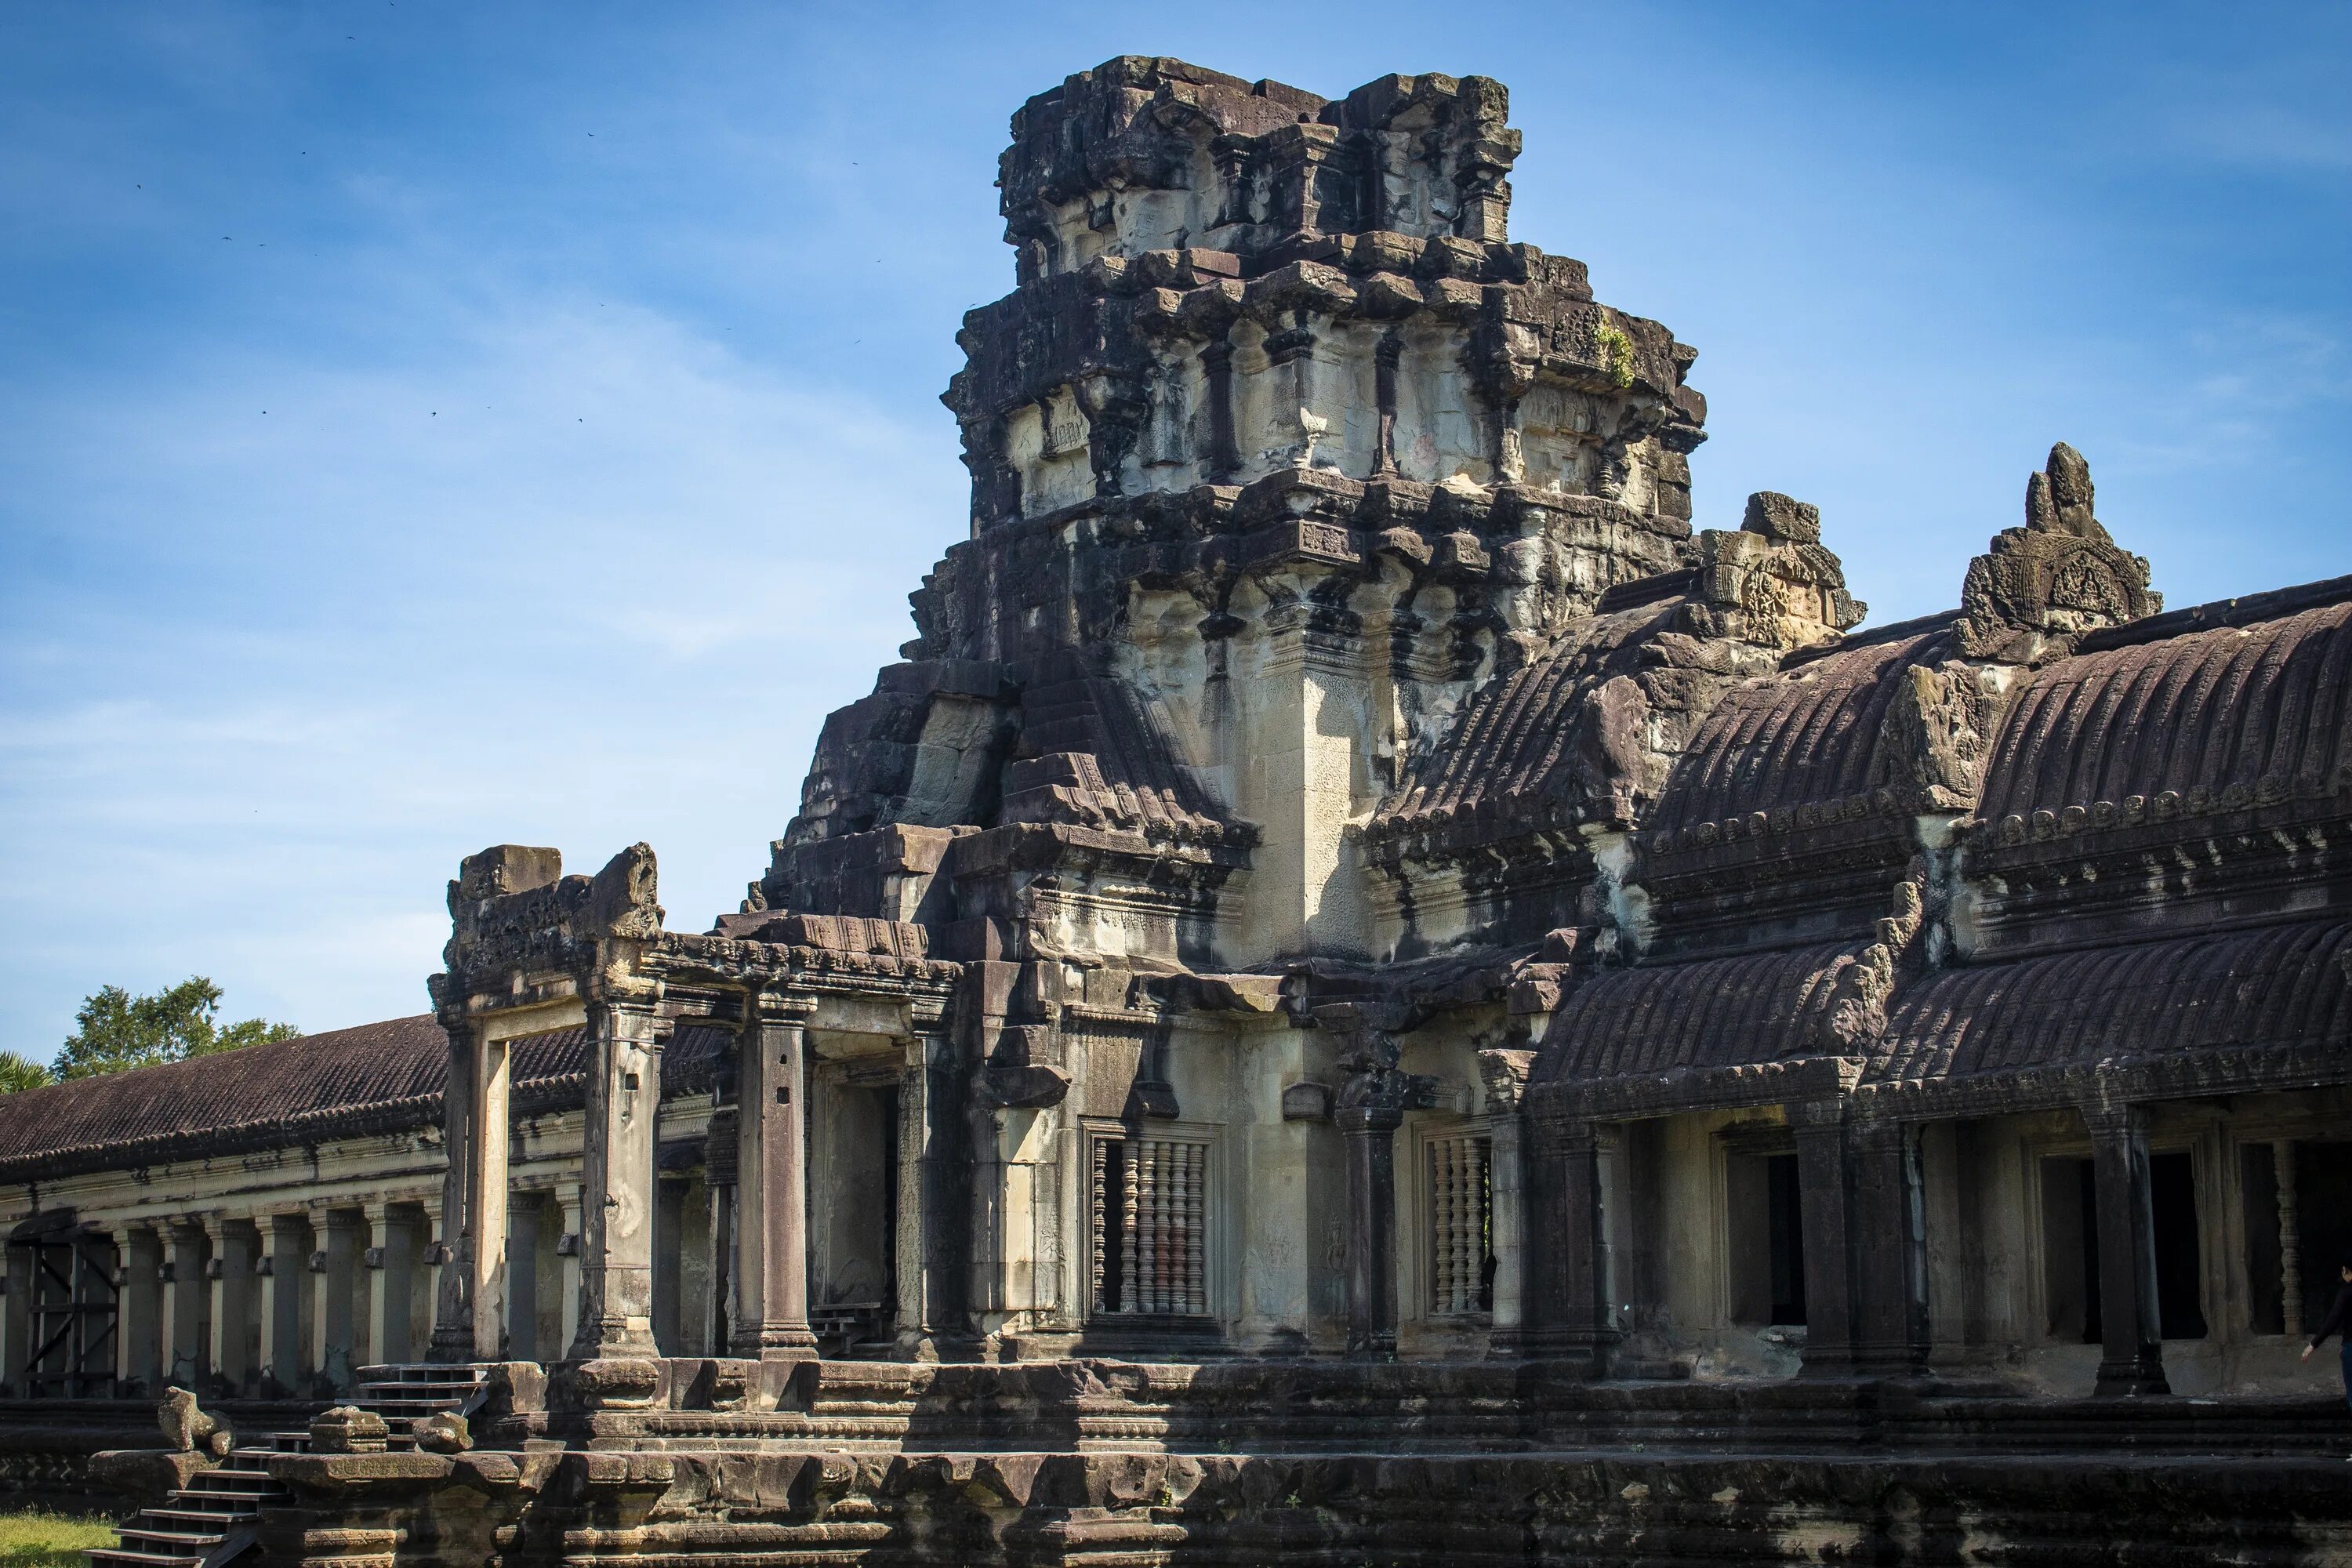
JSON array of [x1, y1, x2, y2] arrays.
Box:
[[2301, 1254, 2352, 1423]]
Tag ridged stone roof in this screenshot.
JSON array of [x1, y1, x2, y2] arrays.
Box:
[[1977, 598, 2352, 826], [1370, 604, 1671, 838], [1531, 942, 1860, 1083], [1650, 630, 1948, 833], [1869, 918, 2352, 1084], [0, 1015, 730, 1184]]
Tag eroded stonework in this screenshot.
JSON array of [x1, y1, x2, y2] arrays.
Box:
[[4, 54, 2349, 1568]]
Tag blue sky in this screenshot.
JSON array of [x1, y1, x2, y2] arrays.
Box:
[[2, 2, 2346, 1051]]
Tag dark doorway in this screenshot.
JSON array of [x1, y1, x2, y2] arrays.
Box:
[[1766, 1152, 1807, 1327], [2041, 1156, 2100, 1343], [2294, 1141, 2352, 1332], [2150, 1152, 2206, 1340]]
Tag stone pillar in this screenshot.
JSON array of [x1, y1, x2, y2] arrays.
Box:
[[311, 1209, 359, 1392], [0, 1243, 29, 1396], [730, 995, 816, 1361], [653, 1178, 687, 1355], [1338, 1094, 1404, 1359], [1525, 1116, 1612, 1370], [209, 1216, 260, 1395], [164, 1224, 207, 1388], [258, 1213, 309, 1396], [1793, 1109, 1860, 1378], [1849, 1119, 1929, 1377], [2085, 1101, 2169, 1396], [2275, 1138, 2304, 1338], [429, 1018, 475, 1360], [573, 993, 665, 1359], [895, 1029, 961, 1358], [702, 1112, 736, 1356], [432, 1018, 512, 1363], [557, 1189, 583, 1356], [364, 1201, 413, 1368], [115, 1227, 162, 1398], [1484, 1109, 1528, 1354], [505, 1192, 540, 1363]]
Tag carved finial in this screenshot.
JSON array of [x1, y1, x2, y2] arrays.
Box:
[[1958, 442, 2157, 661], [2025, 442, 2103, 541]]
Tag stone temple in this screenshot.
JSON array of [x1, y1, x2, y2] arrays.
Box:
[[4, 55, 2350, 1564]]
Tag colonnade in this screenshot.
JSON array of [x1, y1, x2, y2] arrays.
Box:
[[432, 993, 957, 1368], [1517, 1091, 2332, 1392]]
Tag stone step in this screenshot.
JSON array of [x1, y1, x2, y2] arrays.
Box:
[[118, 1530, 226, 1552], [86, 1551, 205, 1568]]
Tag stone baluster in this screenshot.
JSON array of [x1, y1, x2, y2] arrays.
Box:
[[729, 993, 816, 1362], [2084, 1099, 2169, 1396]]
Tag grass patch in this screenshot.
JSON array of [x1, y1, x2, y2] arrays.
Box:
[[0, 1508, 114, 1568]]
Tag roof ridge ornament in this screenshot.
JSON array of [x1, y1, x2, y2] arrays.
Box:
[[1954, 443, 2159, 662]]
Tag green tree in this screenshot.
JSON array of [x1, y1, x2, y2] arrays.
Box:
[[0, 1051, 55, 1094], [54, 978, 299, 1081]]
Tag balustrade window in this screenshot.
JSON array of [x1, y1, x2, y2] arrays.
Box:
[[1090, 1134, 1207, 1317], [1428, 1132, 1494, 1316]]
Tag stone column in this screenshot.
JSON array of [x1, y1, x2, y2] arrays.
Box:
[[1338, 1091, 1405, 1359], [429, 1018, 476, 1360], [730, 994, 816, 1361], [163, 1223, 207, 1388], [1476, 1050, 1535, 1359], [432, 1018, 512, 1363], [653, 1178, 687, 1355], [557, 1189, 584, 1356], [0, 1243, 28, 1396], [1849, 1119, 1929, 1377], [505, 1192, 541, 1362], [2275, 1138, 2304, 1338], [114, 1227, 162, 1398], [258, 1213, 309, 1396], [207, 1217, 259, 1396], [702, 1112, 736, 1356], [1526, 1116, 1612, 1371], [1793, 1109, 1860, 1378], [895, 1028, 961, 1359], [311, 1209, 359, 1392], [572, 993, 665, 1359], [364, 1201, 413, 1368], [1485, 1110, 1529, 1355], [2085, 1100, 2169, 1396]]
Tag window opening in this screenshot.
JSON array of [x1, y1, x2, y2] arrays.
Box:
[[1090, 1134, 1207, 1316], [1427, 1133, 1493, 1316]]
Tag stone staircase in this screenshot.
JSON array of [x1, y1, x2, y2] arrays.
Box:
[[86, 1365, 490, 1568]]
